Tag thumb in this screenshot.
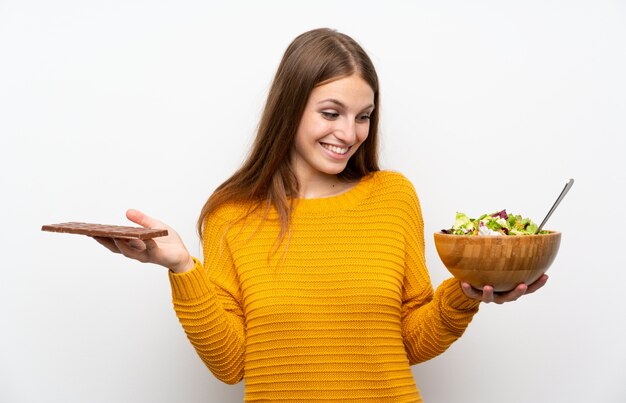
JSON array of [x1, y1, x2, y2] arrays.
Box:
[[126, 209, 162, 229]]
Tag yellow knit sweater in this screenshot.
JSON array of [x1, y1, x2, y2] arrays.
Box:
[[169, 171, 480, 402]]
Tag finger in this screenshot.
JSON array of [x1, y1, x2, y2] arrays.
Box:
[[460, 282, 483, 300], [493, 283, 527, 304], [126, 209, 163, 229], [113, 238, 149, 262], [92, 236, 121, 254], [481, 285, 495, 304], [525, 274, 549, 295], [143, 238, 158, 252], [126, 238, 147, 251]]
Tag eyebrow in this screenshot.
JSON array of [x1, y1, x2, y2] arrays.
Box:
[[317, 98, 375, 110]]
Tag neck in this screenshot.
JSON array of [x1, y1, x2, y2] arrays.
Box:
[[296, 170, 360, 199], [289, 156, 360, 199], [298, 177, 345, 199]]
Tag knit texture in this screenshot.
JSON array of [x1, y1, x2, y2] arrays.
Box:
[[169, 170, 480, 402]]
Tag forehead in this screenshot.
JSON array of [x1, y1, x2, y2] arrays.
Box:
[[309, 75, 375, 108]]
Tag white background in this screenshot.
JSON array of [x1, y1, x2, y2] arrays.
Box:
[[1, 1, 625, 402]]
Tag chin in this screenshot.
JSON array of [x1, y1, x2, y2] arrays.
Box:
[[319, 162, 349, 176]]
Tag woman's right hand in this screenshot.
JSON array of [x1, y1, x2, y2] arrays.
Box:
[[92, 209, 195, 274]]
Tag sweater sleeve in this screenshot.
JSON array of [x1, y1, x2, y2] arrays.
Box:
[[169, 209, 245, 384], [398, 179, 480, 365]]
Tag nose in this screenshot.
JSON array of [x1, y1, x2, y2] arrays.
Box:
[[335, 118, 357, 145]]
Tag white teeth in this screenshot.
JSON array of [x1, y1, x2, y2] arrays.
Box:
[[321, 143, 349, 155]]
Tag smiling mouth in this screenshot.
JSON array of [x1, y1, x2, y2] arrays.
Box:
[[320, 142, 350, 155]]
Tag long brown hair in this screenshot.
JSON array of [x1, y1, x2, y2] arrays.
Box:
[[197, 28, 380, 240]]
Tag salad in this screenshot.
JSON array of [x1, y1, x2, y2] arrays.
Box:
[[441, 209, 547, 236]]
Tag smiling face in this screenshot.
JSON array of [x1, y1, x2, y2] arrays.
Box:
[[290, 74, 375, 192]]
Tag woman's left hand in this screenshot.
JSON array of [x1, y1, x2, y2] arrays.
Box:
[[461, 274, 549, 304]]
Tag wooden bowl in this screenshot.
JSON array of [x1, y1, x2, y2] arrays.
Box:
[[433, 231, 561, 292]]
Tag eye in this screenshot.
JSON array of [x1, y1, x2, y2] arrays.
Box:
[[321, 111, 339, 120], [357, 114, 371, 122]]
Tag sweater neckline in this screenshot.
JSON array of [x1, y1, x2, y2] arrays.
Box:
[[292, 171, 378, 214]]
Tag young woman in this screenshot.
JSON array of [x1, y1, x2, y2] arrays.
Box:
[[95, 28, 547, 402]]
